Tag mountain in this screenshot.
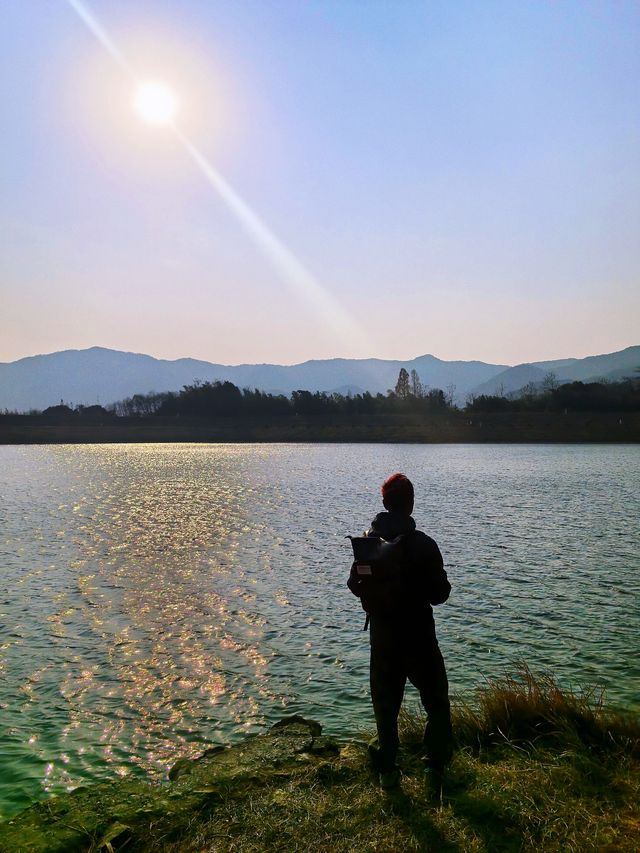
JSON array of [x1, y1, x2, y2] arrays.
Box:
[[468, 346, 640, 399], [0, 345, 637, 412], [549, 347, 640, 382], [469, 364, 548, 398], [0, 347, 506, 411]]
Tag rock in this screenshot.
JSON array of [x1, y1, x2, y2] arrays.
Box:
[[270, 715, 322, 737], [168, 757, 193, 781], [0, 717, 340, 853], [168, 744, 230, 780], [201, 745, 227, 759], [309, 736, 340, 756]]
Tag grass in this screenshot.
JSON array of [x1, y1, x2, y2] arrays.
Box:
[[131, 667, 639, 853], [448, 666, 640, 757]]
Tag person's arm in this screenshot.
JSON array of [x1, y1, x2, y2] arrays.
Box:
[[413, 534, 451, 605]]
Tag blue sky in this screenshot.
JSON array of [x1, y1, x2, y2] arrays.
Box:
[[1, 0, 639, 365]]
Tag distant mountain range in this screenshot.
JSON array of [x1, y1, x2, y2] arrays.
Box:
[[470, 348, 640, 397], [0, 345, 638, 412]]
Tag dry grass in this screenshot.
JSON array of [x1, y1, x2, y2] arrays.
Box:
[[397, 663, 639, 758], [454, 665, 640, 756], [131, 667, 640, 853]]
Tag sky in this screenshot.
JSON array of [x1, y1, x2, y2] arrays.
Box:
[[1, 0, 639, 367]]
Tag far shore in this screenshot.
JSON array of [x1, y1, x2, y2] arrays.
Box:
[[1, 411, 639, 445]]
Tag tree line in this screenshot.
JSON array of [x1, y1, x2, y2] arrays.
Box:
[[7, 368, 638, 419], [466, 377, 640, 413], [111, 368, 452, 418], [108, 368, 640, 418]]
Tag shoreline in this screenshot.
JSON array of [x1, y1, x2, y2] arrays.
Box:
[[1, 411, 639, 445], [1, 672, 638, 852]]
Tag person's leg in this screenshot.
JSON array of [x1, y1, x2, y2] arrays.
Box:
[[406, 640, 453, 768], [370, 646, 406, 774]]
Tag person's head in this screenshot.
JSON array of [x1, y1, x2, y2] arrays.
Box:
[[381, 473, 414, 515]]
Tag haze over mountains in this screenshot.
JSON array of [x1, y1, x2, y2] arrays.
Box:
[[0, 346, 638, 412]]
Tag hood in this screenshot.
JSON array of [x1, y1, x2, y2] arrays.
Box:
[[369, 511, 416, 540]]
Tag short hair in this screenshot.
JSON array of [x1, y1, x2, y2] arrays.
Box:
[[381, 473, 414, 511]]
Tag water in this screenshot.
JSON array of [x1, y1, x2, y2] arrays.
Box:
[[0, 443, 638, 817]]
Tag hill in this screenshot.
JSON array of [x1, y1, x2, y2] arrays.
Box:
[[0, 345, 638, 412], [470, 346, 640, 399], [0, 348, 505, 411]]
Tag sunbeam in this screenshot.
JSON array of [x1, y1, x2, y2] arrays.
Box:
[[64, 0, 369, 352], [65, 0, 135, 76], [174, 130, 368, 346]]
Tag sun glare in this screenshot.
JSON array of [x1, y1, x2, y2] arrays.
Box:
[[133, 80, 179, 125]]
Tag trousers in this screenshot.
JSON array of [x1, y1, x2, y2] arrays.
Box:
[[369, 616, 452, 773]]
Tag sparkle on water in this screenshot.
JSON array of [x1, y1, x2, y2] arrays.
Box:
[[0, 443, 638, 818]]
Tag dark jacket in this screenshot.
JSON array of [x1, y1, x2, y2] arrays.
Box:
[[348, 511, 450, 637]]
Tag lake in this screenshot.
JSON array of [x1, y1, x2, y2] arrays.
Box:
[[1, 443, 638, 818]]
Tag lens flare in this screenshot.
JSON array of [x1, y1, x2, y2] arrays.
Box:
[[175, 130, 368, 347], [65, 0, 133, 74]]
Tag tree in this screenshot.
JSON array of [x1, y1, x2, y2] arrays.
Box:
[[445, 383, 457, 408], [42, 403, 75, 418], [520, 382, 539, 399], [410, 369, 424, 398], [424, 388, 447, 410], [394, 368, 411, 400], [465, 394, 513, 413], [541, 371, 560, 393], [76, 404, 112, 421]]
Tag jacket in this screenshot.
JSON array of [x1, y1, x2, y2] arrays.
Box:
[[348, 511, 450, 636]]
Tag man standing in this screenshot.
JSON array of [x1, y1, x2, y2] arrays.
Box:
[[348, 473, 452, 790]]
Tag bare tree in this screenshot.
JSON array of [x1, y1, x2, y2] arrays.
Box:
[[394, 368, 411, 399], [520, 381, 538, 399], [410, 369, 424, 397], [445, 383, 457, 407]]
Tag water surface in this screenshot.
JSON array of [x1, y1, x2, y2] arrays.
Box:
[[1, 443, 638, 817]]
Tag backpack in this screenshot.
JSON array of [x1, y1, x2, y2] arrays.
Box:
[[347, 533, 412, 625]]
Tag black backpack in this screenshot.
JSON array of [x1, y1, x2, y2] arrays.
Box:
[[347, 533, 412, 625]]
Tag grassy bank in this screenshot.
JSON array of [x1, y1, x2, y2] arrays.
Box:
[[155, 669, 639, 853], [1, 669, 638, 852]]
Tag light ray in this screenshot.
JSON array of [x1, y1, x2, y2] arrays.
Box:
[[64, 0, 369, 351], [174, 130, 368, 346], [65, 0, 135, 76]]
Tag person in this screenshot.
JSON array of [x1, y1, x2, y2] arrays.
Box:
[[348, 472, 452, 790]]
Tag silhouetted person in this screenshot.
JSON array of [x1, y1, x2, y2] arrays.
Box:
[[348, 473, 452, 790]]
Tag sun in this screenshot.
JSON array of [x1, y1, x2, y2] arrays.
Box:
[[132, 80, 179, 126]]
